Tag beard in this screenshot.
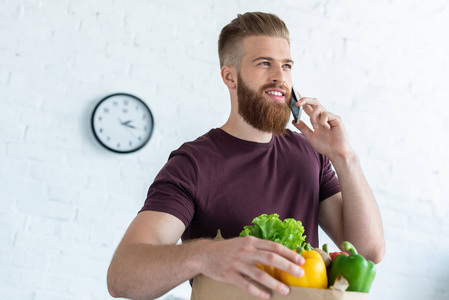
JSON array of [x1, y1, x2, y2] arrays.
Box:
[[237, 74, 291, 135]]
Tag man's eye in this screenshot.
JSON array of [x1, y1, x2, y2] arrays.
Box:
[[260, 62, 270, 66], [284, 64, 292, 69]]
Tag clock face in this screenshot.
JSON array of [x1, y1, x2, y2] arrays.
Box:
[[91, 93, 154, 153]]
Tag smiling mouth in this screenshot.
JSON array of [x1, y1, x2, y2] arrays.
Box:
[[265, 89, 286, 102], [266, 90, 284, 96]]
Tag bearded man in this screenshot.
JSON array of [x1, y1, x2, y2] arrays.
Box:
[[107, 12, 385, 300]]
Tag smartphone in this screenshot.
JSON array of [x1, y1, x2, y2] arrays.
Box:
[[290, 87, 302, 124]]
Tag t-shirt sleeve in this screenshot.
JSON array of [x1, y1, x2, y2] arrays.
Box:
[[139, 153, 197, 227], [319, 155, 341, 201]]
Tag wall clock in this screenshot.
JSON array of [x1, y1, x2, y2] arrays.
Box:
[[91, 93, 154, 153]]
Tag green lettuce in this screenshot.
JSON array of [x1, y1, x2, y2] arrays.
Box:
[[239, 213, 307, 250]]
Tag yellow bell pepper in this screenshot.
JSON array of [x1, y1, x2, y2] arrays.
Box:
[[277, 248, 328, 289]]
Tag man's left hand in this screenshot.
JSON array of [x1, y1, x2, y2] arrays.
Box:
[[292, 96, 353, 161]]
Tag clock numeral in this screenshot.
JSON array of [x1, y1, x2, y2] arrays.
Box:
[[99, 128, 103, 133], [144, 126, 148, 131], [98, 116, 102, 121], [117, 143, 120, 148], [135, 105, 139, 110], [103, 108, 109, 113], [138, 136, 142, 141], [107, 136, 111, 141], [124, 100, 129, 106], [142, 114, 146, 120], [129, 141, 133, 146], [123, 108, 128, 114], [113, 101, 118, 106]]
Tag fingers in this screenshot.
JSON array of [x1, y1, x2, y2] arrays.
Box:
[[234, 238, 305, 297], [296, 97, 336, 130], [319, 111, 331, 129], [293, 120, 312, 138], [247, 237, 304, 265], [249, 249, 304, 277], [218, 256, 291, 299], [245, 239, 305, 282], [226, 271, 273, 299], [205, 237, 305, 298], [297, 97, 324, 129], [244, 266, 290, 298]]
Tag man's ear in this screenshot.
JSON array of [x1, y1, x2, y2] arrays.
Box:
[[221, 65, 237, 89]]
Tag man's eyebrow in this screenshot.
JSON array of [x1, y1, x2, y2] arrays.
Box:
[[252, 56, 294, 64], [252, 56, 273, 63]]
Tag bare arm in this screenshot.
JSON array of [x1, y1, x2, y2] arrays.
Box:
[[319, 160, 385, 263], [293, 96, 385, 263], [107, 211, 305, 299], [107, 211, 190, 299]]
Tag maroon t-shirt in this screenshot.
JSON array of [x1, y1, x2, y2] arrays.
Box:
[[140, 128, 340, 247]]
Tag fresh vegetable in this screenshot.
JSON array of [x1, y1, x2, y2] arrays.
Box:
[[239, 213, 306, 250], [313, 248, 331, 267], [301, 241, 313, 251], [329, 251, 349, 260], [277, 247, 328, 289], [322, 244, 349, 261], [328, 241, 376, 293], [329, 275, 349, 291]]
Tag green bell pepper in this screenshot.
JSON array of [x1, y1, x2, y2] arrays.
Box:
[[328, 241, 376, 293]]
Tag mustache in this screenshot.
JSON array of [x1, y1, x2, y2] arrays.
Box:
[[260, 82, 292, 104], [260, 83, 291, 102], [260, 82, 289, 93]]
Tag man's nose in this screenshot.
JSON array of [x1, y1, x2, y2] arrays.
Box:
[[269, 65, 286, 84]]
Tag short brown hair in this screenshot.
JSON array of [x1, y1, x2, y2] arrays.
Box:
[[218, 12, 290, 69]]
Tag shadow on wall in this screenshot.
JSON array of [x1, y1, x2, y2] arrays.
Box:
[[84, 95, 106, 153], [433, 270, 449, 298]]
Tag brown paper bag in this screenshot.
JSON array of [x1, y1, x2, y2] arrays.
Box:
[[191, 274, 369, 300]]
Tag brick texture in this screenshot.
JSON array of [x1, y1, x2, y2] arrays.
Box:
[[1, 0, 448, 299]]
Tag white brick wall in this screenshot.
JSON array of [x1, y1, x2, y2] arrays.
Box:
[[1, 0, 448, 299]]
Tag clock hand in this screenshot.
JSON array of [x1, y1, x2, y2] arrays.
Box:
[[118, 119, 137, 129], [123, 124, 137, 139], [118, 118, 133, 125]]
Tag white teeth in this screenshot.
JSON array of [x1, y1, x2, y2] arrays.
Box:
[[267, 91, 283, 96]]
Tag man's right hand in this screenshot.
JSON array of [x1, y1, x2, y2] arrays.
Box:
[[197, 236, 305, 299], [108, 211, 305, 300]]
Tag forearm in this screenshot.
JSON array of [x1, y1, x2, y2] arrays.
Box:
[[107, 239, 208, 299], [331, 152, 385, 263]]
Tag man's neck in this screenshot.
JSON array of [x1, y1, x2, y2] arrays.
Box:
[[220, 115, 273, 143]]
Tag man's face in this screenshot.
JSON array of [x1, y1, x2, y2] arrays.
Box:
[[236, 36, 293, 135]]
